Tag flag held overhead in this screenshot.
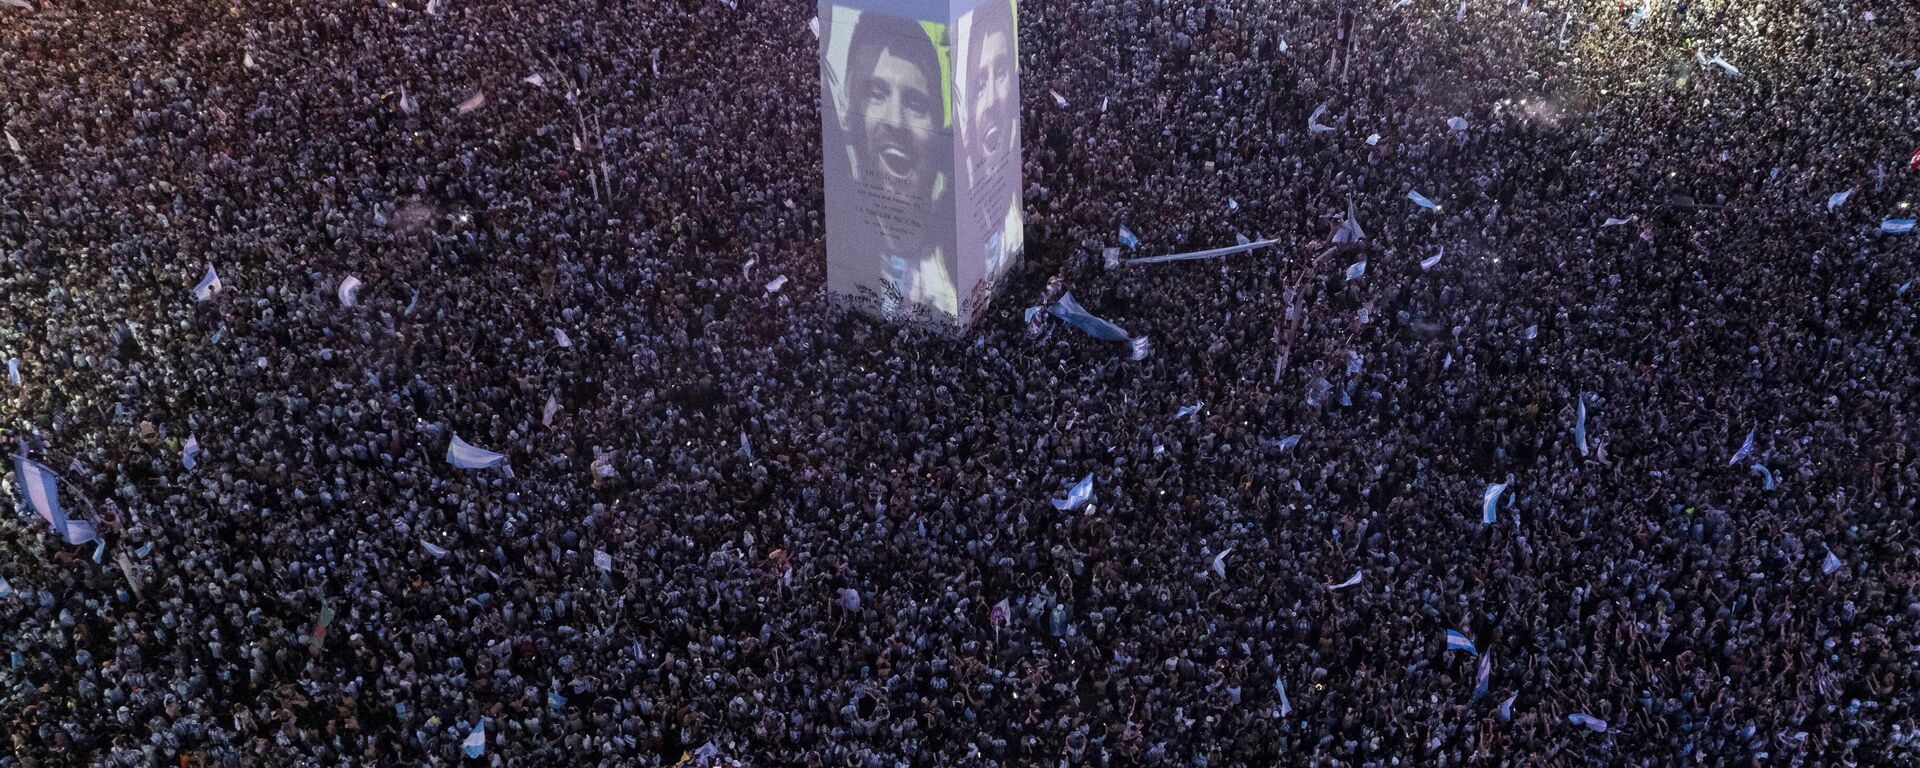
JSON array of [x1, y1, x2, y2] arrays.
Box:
[[1445, 629, 1477, 655], [446, 434, 508, 471], [1048, 293, 1131, 342], [1052, 474, 1094, 511], [1481, 482, 1508, 524]]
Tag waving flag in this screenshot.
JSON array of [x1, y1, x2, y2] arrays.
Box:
[[1445, 629, 1477, 655], [553, 328, 573, 348], [1407, 190, 1439, 210], [462, 722, 486, 758], [1052, 474, 1095, 510], [1910, 147, 1920, 171], [1750, 464, 1776, 490], [446, 434, 508, 471], [457, 92, 486, 115], [13, 456, 93, 544], [1118, 225, 1140, 251], [1048, 293, 1131, 341], [421, 539, 450, 558], [1498, 691, 1519, 720], [1447, 116, 1468, 132], [1308, 102, 1336, 134], [1333, 198, 1366, 243], [1050, 90, 1069, 108], [1128, 336, 1153, 361], [1573, 395, 1589, 456], [1125, 237, 1279, 265], [1328, 570, 1363, 590], [594, 549, 613, 572], [6, 358, 18, 386], [1883, 219, 1916, 234], [1727, 427, 1756, 466], [523, 73, 546, 87], [542, 394, 562, 426], [192, 266, 222, 302], [1276, 676, 1292, 716], [338, 276, 362, 307], [1345, 261, 1367, 281], [1420, 248, 1444, 270], [1481, 482, 1508, 523], [1822, 548, 1843, 575], [0, 0, 35, 11], [1227, 197, 1239, 213], [1473, 651, 1493, 699], [1366, 133, 1381, 145], [1175, 404, 1203, 419], [1567, 713, 1609, 733], [1826, 189, 1852, 212], [1209, 547, 1233, 579], [1601, 217, 1631, 227], [182, 435, 201, 470], [765, 275, 789, 292]]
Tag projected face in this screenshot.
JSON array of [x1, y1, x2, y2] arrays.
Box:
[[966, 26, 1013, 172], [861, 48, 940, 203]]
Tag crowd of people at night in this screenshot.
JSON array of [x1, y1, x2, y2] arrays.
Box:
[[2, 0, 1917, 765]]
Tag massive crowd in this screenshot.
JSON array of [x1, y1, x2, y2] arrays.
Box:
[[3, 0, 1918, 765]]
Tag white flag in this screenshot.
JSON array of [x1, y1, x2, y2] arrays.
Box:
[[457, 92, 486, 115], [182, 435, 201, 471], [337, 276, 362, 307], [446, 434, 508, 470], [1210, 547, 1232, 579], [765, 275, 788, 293], [244, 50, 257, 69]]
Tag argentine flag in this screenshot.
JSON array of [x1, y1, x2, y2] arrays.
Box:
[[1445, 629, 1477, 655], [446, 434, 508, 471], [1118, 225, 1140, 251], [13, 456, 94, 544], [1481, 482, 1508, 524], [1052, 474, 1095, 511], [191, 266, 222, 302]]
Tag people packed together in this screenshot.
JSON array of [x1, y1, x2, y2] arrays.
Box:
[[2, 0, 1917, 765]]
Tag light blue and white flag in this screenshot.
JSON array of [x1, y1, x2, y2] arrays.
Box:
[[191, 266, 222, 302], [1727, 427, 1756, 466], [462, 721, 486, 758], [421, 539, 449, 558], [1052, 474, 1094, 511], [0, 574, 11, 596], [1209, 546, 1232, 579], [548, 690, 566, 711], [1228, 197, 1239, 213], [1366, 133, 1381, 145], [1128, 336, 1152, 361], [1346, 261, 1367, 281], [1473, 650, 1492, 699], [1750, 464, 1776, 490], [6, 358, 17, 386], [1446, 629, 1477, 654], [182, 435, 201, 471], [1236, 232, 1251, 247], [1498, 691, 1518, 721], [1447, 116, 1469, 132], [13, 456, 92, 544], [1125, 238, 1279, 265], [543, 394, 562, 427], [1573, 395, 1589, 456], [765, 275, 789, 293], [1481, 482, 1508, 524], [1048, 293, 1131, 342], [1273, 434, 1302, 452], [337, 276, 362, 307], [1175, 403, 1203, 420], [1050, 89, 1069, 108], [1822, 548, 1843, 575], [1567, 713, 1609, 732], [1334, 198, 1366, 243], [1407, 190, 1439, 210], [446, 434, 508, 471], [1308, 102, 1336, 134], [1420, 248, 1444, 270], [594, 549, 613, 572], [1601, 217, 1631, 227], [1118, 225, 1140, 251], [1276, 676, 1292, 716], [1701, 54, 1739, 77], [1827, 189, 1852, 212], [404, 289, 419, 317], [553, 328, 572, 348], [1329, 570, 1363, 590], [1883, 219, 1916, 234]]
